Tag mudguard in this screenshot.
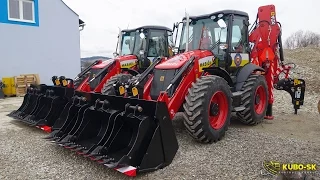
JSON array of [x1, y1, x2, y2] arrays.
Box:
[[235, 63, 265, 91]]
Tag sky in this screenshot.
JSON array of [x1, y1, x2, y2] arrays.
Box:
[[63, 0, 320, 58]]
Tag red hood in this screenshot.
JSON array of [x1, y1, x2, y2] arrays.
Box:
[[155, 50, 213, 69], [92, 59, 115, 69], [91, 54, 138, 69], [116, 54, 137, 61]]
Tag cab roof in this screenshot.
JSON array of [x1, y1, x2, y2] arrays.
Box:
[[182, 10, 249, 21], [122, 25, 172, 33]]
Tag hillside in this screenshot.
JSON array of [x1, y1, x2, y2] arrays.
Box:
[[283, 47, 320, 93], [80, 56, 111, 61]]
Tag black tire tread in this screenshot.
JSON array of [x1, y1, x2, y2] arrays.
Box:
[[236, 74, 268, 125], [101, 74, 132, 95], [182, 75, 232, 144]]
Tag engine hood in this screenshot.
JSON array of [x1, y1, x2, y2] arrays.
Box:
[[155, 50, 213, 69], [116, 54, 138, 61], [92, 59, 115, 69]]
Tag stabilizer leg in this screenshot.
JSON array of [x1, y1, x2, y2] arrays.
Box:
[[264, 104, 273, 120]]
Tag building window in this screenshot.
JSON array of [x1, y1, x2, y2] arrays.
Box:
[[8, 0, 35, 23]]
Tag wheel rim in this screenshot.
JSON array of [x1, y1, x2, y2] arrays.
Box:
[[208, 91, 228, 130], [254, 85, 267, 114]]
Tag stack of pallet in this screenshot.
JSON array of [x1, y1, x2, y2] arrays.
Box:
[[15, 74, 40, 96], [1, 74, 40, 97]]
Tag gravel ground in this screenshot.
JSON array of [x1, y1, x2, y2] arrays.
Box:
[[0, 97, 319, 180], [0, 47, 320, 180]]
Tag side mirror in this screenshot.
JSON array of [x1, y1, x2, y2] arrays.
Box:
[[140, 33, 145, 39], [217, 19, 227, 29], [113, 52, 119, 57]]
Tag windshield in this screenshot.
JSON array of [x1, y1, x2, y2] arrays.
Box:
[[119, 31, 146, 56], [178, 16, 229, 54], [119, 28, 172, 58], [147, 30, 167, 57]]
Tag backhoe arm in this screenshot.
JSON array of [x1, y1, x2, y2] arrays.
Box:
[[249, 5, 306, 116]]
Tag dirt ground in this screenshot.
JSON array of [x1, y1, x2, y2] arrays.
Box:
[[231, 112, 320, 144]]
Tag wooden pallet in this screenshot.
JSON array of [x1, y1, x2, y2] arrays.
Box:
[[16, 87, 26, 97], [14, 74, 40, 96], [20, 74, 40, 85]]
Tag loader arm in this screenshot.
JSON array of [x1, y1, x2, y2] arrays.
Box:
[[156, 56, 197, 119], [119, 57, 167, 98], [138, 50, 213, 119], [75, 60, 103, 81]]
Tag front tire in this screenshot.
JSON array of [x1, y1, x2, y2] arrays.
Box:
[[101, 74, 132, 95], [236, 74, 268, 125], [182, 75, 232, 143]]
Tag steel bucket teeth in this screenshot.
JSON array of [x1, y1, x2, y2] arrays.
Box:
[[43, 130, 60, 140]]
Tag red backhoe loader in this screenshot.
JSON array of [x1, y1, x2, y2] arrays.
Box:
[[7, 25, 174, 133], [45, 4, 308, 177]]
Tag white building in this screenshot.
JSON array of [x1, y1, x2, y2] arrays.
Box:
[[0, 0, 84, 84]]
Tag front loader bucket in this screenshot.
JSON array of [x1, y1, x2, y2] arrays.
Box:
[[44, 92, 92, 141], [17, 87, 53, 124], [29, 87, 75, 129], [7, 87, 35, 117], [13, 85, 74, 133], [53, 93, 179, 176], [12, 85, 49, 119]]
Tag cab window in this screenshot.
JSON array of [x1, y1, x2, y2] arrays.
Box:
[[230, 17, 248, 53], [147, 30, 167, 57], [121, 36, 133, 55]]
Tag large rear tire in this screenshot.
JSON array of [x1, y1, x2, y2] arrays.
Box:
[[182, 75, 232, 143], [101, 74, 133, 95], [236, 74, 268, 125]]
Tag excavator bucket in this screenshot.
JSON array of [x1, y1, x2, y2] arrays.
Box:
[[45, 92, 179, 176]]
